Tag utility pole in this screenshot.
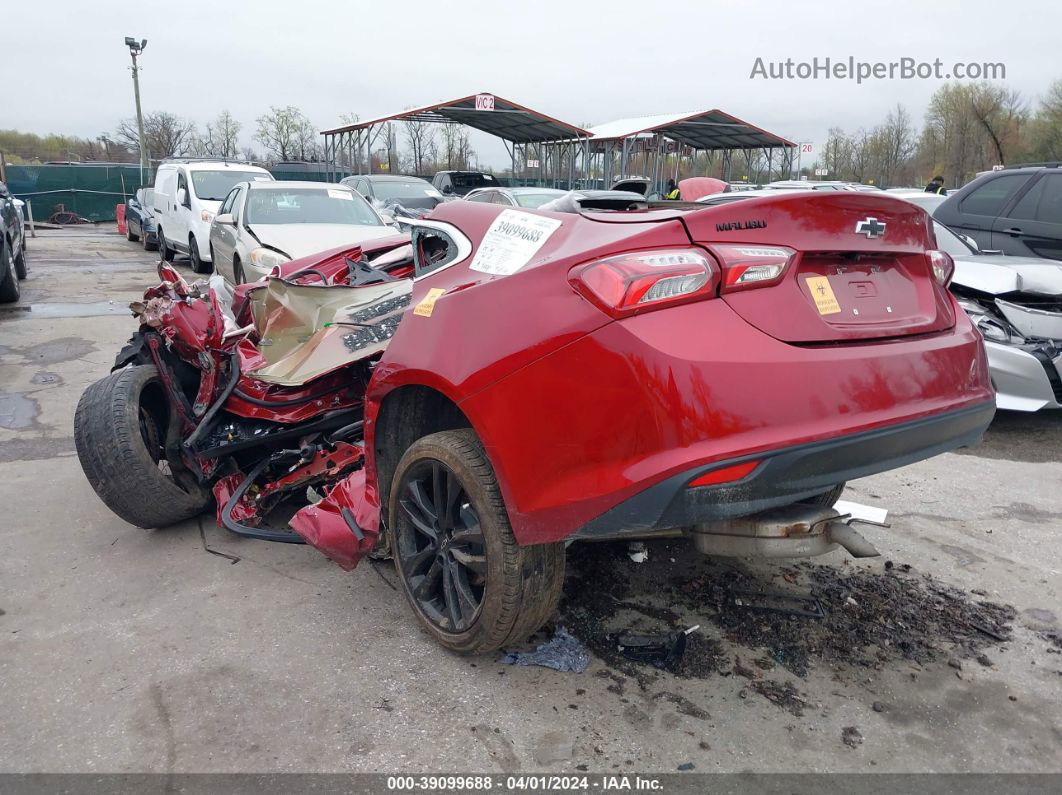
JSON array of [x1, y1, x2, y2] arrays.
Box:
[[125, 37, 149, 186]]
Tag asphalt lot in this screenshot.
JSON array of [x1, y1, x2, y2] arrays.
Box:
[[0, 227, 1060, 774]]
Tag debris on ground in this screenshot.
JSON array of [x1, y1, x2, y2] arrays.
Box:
[[677, 762, 695, 771], [561, 540, 1016, 684], [627, 541, 649, 564], [872, 701, 887, 713], [616, 625, 699, 668], [500, 626, 590, 673], [842, 726, 863, 748], [749, 680, 807, 716]]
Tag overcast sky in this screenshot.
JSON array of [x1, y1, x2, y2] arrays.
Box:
[[7, 0, 1060, 167]]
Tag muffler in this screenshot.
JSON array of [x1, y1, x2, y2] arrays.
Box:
[[690, 504, 881, 559]]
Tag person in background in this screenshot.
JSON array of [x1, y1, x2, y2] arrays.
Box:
[[665, 179, 681, 200], [924, 176, 946, 194]]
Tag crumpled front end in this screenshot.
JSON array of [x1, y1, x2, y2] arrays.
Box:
[[289, 469, 382, 570], [951, 261, 1062, 411]]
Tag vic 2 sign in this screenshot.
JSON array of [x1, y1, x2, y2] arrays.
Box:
[[476, 94, 495, 111]]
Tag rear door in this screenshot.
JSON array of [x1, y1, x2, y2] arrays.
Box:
[[943, 172, 1031, 250], [991, 171, 1062, 260], [682, 192, 955, 343]]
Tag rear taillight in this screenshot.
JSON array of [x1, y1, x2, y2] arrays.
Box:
[[710, 244, 796, 293], [927, 250, 954, 286], [569, 248, 719, 318]]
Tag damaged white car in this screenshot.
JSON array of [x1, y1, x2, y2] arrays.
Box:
[[936, 222, 1062, 411]]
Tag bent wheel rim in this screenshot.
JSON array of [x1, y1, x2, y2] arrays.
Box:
[[395, 460, 487, 633]]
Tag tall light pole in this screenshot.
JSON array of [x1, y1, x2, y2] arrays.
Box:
[[124, 36, 149, 185]]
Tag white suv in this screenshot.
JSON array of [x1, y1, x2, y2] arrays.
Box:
[[153, 160, 274, 272]]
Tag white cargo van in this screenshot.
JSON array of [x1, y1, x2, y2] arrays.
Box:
[[153, 160, 274, 272]]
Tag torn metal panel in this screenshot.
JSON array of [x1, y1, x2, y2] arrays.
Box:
[[247, 277, 412, 386], [995, 299, 1062, 340], [288, 468, 380, 570]]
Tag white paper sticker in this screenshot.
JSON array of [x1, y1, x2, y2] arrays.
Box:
[[469, 210, 562, 276], [327, 189, 353, 200]]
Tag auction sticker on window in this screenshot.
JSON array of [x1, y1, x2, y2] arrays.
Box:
[[805, 275, 841, 315], [469, 210, 562, 276]]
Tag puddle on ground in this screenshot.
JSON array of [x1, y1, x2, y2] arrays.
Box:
[[0, 392, 40, 430], [0, 302, 130, 319], [11, 337, 97, 365]]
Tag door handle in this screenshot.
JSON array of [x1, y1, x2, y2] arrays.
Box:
[[1003, 227, 1023, 236]]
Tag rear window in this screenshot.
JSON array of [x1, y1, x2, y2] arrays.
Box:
[[245, 188, 382, 226], [514, 192, 565, 208], [191, 170, 272, 201], [959, 174, 1028, 217], [452, 173, 497, 189], [1008, 173, 1062, 223]]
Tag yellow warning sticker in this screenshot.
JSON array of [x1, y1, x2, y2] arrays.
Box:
[[805, 276, 842, 315], [413, 287, 446, 317]]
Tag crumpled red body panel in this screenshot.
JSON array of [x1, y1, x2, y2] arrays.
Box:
[[289, 469, 380, 570], [212, 474, 259, 526]]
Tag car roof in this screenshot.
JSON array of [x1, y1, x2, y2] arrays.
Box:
[[246, 180, 351, 190], [356, 174, 430, 182], [164, 161, 271, 173]]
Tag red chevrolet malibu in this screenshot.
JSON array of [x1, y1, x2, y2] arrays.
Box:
[[76, 192, 994, 654]]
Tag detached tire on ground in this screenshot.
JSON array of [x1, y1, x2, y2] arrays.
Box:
[[389, 429, 566, 654], [74, 364, 211, 528]]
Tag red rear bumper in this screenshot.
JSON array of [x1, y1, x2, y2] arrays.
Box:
[[461, 299, 994, 544]]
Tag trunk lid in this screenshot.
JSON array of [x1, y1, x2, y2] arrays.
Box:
[[682, 193, 955, 343]]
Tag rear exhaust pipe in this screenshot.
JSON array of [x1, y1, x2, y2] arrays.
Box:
[[691, 504, 881, 559], [825, 522, 880, 558]]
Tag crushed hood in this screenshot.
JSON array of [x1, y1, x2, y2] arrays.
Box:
[[951, 254, 1062, 296], [249, 224, 398, 259]]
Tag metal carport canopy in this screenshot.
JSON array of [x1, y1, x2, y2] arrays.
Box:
[[586, 110, 795, 150], [320, 93, 591, 143]]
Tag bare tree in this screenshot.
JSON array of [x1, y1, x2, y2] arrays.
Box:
[[969, 83, 1027, 165], [875, 104, 916, 186], [1028, 79, 1062, 160], [255, 105, 311, 162], [116, 111, 197, 160], [402, 115, 434, 175], [198, 110, 242, 159]]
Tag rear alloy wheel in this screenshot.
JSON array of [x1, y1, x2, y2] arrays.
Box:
[[389, 429, 565, 654], [189, 236, 210, 273], [0, 240, 21, 303]]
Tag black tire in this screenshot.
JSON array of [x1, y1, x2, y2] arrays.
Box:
[[14, 239, 27, 280], [158, 228, 174, 263], [74, 365, 211, 528], [800, 482, 846, 508], [0, 239, 20, 303], [189, 235, 210, 273], [233, 257, 246, 285], [127, 225, 140, 242], [143, 232, 157, 252], [389, 429, 566, 654]]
